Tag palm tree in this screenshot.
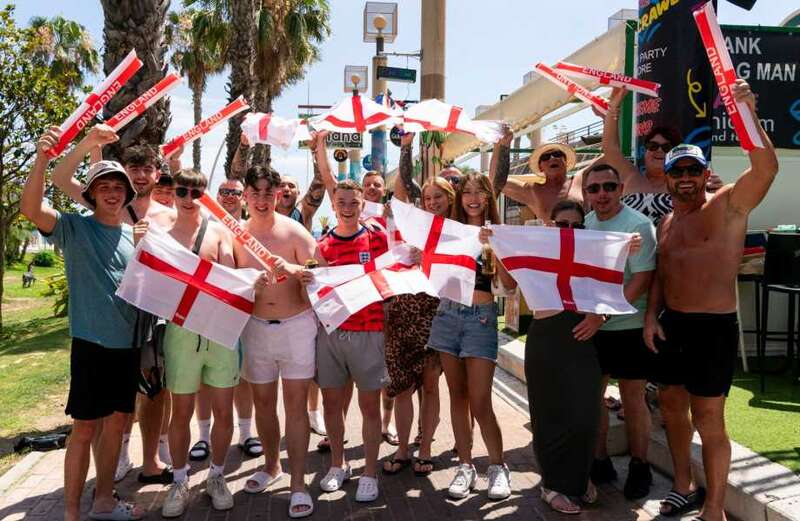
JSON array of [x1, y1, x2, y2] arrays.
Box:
[[100, 0, 171, 156], [166, 9, 226, 170], [26, 15, 100, 92]]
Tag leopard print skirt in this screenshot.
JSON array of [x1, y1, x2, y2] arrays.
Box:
[[384, 293, 441, 398]]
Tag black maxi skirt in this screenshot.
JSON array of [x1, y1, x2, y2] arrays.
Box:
[[524, 311, 602, 497]]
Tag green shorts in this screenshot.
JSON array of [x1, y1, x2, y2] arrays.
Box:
[[163, 323, 240, 394]]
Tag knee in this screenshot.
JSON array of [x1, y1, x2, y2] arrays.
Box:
[[103, 413, 130, 434], [359, 399, 381, 420], [70, 421, 98, 444], [692, 412, 727, 441], [470, 400, 495, 425]]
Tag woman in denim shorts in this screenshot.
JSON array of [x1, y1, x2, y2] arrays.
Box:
[[427, 173, 518, 501]]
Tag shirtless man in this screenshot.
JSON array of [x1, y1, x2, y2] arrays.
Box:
[[51, 126, 177, 484], [644, 80, 778, 521], [235, 165, 321, 518], [154, 169, 239, 517]]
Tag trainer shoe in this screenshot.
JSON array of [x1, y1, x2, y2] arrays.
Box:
[[355, 475, 379, 502], [590, 457, 618, 484], [624, 457, 653, 499], [447, 463, 477, 499], [206, 474, 234, 510], [162, 481, 190, 518], [320, 465, 352, 492], [487, 464, 511, 500]]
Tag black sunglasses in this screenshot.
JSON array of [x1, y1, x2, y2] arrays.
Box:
[[218, 188, 242, 197], [666, 164, 705, 179], [645, 141, 673, 153], [539, 150, 566, 162], [554, 221, 585, 229], [175, 186, 205, 199], [585, 182, 620, 194]]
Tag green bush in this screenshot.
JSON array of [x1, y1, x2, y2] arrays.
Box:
[[32, 251, 56, 267], [42, 271, 68, 317]]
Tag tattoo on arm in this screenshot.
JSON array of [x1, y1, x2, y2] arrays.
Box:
[[231, 142, 250, 179], [400, 144, 421, 200], [303, 161, 325, 208], [493, 144, 511, 195]]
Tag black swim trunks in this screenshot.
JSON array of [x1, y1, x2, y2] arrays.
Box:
[[652, 308, 739, 397], [594, 328, 656, 380]]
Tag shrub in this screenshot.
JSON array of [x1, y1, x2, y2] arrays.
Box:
[[32, 251, 56, 267]]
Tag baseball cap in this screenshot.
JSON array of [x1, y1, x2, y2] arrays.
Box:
[[81, 160, 136, 208], [663, 144, 708, 172]]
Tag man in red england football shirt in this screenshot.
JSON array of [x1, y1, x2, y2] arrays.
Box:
[[305, 179, 388, 502]]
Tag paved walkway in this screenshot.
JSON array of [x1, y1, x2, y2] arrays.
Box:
[[0, 373, 669, 521]]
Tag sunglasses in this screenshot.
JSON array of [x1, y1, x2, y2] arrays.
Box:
[[666, 164, 705, 179], [539, 150, 566, 162], [218, 188, 242, 197], [443, 176, 461, 186], [175, 186, 205, 199], [585, 182, 620, 194], [645, 141, 673, 153], [554, 221, 585, 229]]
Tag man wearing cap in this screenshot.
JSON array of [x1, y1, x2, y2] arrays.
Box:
[[22, 126, 143, 521], [493, 142, 586, 219], [644, 80, 778, 521]]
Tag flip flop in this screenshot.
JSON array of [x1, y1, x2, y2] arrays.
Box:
[[659, 487, 706, 517], [316, 437, 348, 453], [137, 467, 173, 485], [189, 440, 210, 461], [413, 458, 435, 477], [382, 431, 400, 446], [244, 470, 284, 494], [88, 500, 143, 520], [382, 456, 411, 475], [238, 437, 263, 458], [288, 491, 314, 519], [604, 396, 622, 411]]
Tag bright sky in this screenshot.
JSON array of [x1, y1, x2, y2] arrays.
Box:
[[7, 0, 793, 230]]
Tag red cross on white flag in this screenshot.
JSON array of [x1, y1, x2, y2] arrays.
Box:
[[116, 226, 260, 349], [309, 94, 401, 133], [241, 112, 301, 150], [390, 198, 482, 306], [402, 99, 505, 143], [489, 225, 636, 314]]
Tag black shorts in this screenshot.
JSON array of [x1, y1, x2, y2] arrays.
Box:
[[652, 309, 739, 397], [593, 328, 655, 380], [65, 338, 139, 421]]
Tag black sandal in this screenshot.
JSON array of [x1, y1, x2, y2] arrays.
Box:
[[660, 487, 705, 517], [239, 437, 263, 458], [137, 467, 173, 485], [189, 440, 210, 461], [413, 458, 434, 477], [382, 457, 411, 475], [316, 437, 348, 453]]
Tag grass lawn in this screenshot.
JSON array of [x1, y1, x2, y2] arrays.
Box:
[[0, 256, 71, 477]]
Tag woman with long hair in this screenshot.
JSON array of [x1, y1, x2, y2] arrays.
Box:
[[428, 172, 517, 501], [382, 132, 454, 477]]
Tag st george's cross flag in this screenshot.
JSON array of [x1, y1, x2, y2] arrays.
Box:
[[402, 99, 505, 143], [489, 225, 636, 315], [241, 112, 300, 150], [390, 198, 482, 306], [310, 93, 401, 133], [361, 200, 384, 220], [116, 226, 261, 349]]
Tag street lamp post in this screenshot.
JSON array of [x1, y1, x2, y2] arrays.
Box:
[[344, 65, 369, 181]]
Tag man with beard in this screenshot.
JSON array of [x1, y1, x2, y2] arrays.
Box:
[[52, 128, 178, 485], [644, 80, 778, 521], [235, 165, 320, 518]]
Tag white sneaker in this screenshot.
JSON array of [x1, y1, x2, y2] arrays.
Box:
[[487, 464, 511, 500], [319, 465, 352, 492], [162, 481, 190, 518], [114, 454, 133, 483], [309, 410, 326, 436], [448, 463, 477, 499], [159, 440, 173, 466], [206, 474, 234, 510], [355, 475, 379, 502]]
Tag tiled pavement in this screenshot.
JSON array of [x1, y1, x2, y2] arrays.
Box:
[[0, 373, 666, 521]]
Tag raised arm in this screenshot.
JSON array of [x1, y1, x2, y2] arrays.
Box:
[[393, 131, 419, 202], [229, 133, 250, 179], [488, 125, 513, 195], [51, 124, 119, 207], [599, 88, 641, 185], [310, 130, 337, 202], [726, 80, 780, 215], [21, 127, 63, 233], [299, 159, 326, 228]]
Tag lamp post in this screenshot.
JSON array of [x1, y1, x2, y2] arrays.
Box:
[[344, 65, 369, 181]]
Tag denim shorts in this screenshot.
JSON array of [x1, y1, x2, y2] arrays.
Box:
[[427, 299, 499, 362]]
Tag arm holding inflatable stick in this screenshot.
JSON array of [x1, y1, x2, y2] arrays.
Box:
[[51, 124, 120, 206], [488, 124, 514, 195], [309, 130, 337, 202], [393, 130, 420, 202]]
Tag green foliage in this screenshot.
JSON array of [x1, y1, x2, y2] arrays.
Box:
[[26, 14, 100, 92], [42, 267, 68, 317], [32, 251, 56, 267]]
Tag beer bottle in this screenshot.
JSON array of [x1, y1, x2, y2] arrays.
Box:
[[481, 220, 496, 276], [304, 258, 319, 270]]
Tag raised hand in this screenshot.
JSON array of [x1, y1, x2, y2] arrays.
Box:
[[36, 126, 63, 160]]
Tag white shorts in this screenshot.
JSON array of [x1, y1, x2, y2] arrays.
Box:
[[241, 309, 317, 384]]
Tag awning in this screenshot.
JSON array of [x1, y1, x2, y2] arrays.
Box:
[[442, 22, 627, 161]]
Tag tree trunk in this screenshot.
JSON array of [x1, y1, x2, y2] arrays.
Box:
[[0, 222, 6, 331], [250, 90, 272, 167], [224, 0, 258, 179], [19, 236, 30, 264], [99, 0, 171, 159], [192, 83, 202, 171]]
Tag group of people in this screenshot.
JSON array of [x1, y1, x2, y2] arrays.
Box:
[[19, 79, 777, 521]]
